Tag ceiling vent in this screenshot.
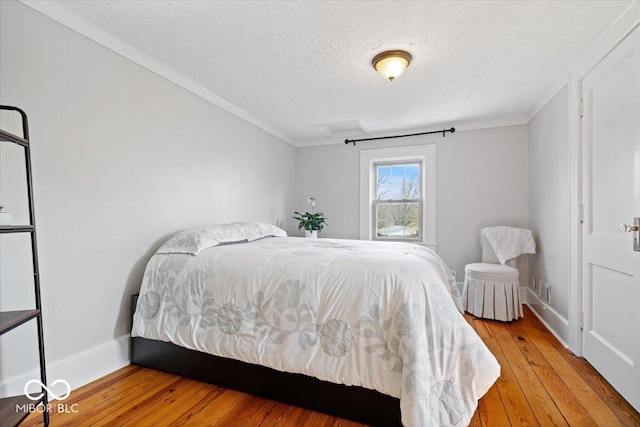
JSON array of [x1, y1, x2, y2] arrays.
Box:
[[311, 120, 368, 137]]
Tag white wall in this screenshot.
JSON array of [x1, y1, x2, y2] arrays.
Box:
[[0, 1, 296, 395], [527, 85, 571, 342], [295, 125, 530, 282]]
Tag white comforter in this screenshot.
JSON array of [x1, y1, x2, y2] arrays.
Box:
[[132, 237, 499, 426]]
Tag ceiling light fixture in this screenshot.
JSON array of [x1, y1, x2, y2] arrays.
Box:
[[372, 50, 412, 81]]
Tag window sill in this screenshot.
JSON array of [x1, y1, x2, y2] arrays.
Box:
[[371, 240, 438, 252], [414, 242, 438, 252]]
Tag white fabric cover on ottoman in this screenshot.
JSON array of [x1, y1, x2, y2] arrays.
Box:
[[462, 263, 522, 321]]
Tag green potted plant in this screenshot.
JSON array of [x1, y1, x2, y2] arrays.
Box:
[[293, 211, 328, 238]]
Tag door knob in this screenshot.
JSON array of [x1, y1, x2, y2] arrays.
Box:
[[619, 217, 640, 252], [619, 224, 639, 233]]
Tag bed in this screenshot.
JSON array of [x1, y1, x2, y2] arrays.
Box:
[[131, 223, 500, 426]]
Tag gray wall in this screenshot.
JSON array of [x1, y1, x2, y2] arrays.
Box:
[[295, 125, 530, 280], [0, 1, 296, 388], [528, 86, 570, 324]]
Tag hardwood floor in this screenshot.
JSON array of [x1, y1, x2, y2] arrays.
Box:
[[23, 306, 640, 426]]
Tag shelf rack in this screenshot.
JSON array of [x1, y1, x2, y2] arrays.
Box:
[[0, 106, 48, 426]]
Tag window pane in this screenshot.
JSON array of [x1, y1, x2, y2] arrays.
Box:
[[403, 164, 420, 200], [376, 203, 390, 233], [376, 202, 420, 238], [376, 163, 420, 201], [376, 165, 402, 200], [405, 164, 419, 179], [376, 166, 391, 199]]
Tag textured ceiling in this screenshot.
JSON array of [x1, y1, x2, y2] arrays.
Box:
[[54, 0, 630, 145]]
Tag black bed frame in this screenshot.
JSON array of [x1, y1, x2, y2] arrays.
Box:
[[130, 295, 402, 426]]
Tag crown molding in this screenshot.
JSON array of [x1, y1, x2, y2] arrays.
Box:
[[19, 0, 295, 145]]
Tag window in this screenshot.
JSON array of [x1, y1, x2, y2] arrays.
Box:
[[373, 162, 422, 240], [359, 145, 436, 249]]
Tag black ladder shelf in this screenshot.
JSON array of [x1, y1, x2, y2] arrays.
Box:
[[0, 106, 48, 427]]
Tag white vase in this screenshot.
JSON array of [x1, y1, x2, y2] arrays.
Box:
[[305, 230, 318, 239]]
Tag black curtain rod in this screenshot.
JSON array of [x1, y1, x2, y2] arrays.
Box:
[[344, 127, 455, 146]]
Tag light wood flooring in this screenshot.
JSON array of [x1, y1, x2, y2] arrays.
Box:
[[24, 306, 640, 426]]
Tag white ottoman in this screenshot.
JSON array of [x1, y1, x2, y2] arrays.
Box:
[[462, 263, 522, 321]]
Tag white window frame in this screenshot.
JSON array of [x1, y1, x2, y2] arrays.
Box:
[[360, 145, 437, 250]]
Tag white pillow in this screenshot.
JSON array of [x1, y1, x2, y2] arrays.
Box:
[[156, 222, 287, 255]]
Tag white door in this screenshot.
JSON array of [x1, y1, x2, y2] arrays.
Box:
[[581, 25, 640, 412]]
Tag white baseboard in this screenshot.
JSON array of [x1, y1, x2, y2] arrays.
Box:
[[0, 334, 130, 398], [520, 285, 528, 304], [525, 288, 570, 348]]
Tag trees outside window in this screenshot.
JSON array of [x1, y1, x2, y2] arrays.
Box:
[[374, 162, 422, 240]]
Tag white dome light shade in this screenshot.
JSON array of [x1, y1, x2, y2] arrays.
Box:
[[372, 50, 412, 81]]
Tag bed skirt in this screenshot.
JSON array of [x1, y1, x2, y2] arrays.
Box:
[[462, 277, 523, 321]]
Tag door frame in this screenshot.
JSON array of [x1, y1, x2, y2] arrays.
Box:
[[568, 2, 640, 356]]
